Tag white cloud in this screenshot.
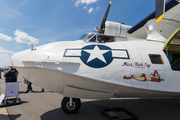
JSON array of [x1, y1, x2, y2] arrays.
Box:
[[84, 6, 95, 14], [96, 6, 100, 11], [14, 29, 39, 45], [0, 47, 14, 53], [77, 1, 100, 14], [0, 54, 10, 60], [22, 0, 30, 5], [88, 7, 93, 14], [0, 47, 14, 67], [75, 0, 98, 7], [0, 54, 11, 67], [84, 6, 87, 9], [13, 10, 23, 16], [0, 33, 13, 41]]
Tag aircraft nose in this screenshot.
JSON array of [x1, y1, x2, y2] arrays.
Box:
[[11, 42, 67, 67]]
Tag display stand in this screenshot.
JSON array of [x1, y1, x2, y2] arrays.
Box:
[[0, 82, 22, 107]]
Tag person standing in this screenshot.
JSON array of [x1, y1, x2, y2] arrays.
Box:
[[41, 88, 44, 92], [4, 65, 19, 82]]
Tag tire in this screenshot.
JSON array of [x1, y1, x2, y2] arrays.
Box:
[[61, 97, 81, 114]]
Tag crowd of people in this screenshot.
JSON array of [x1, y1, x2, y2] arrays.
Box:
[[1, 64, 44, 93]]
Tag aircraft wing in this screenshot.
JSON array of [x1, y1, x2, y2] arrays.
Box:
[[128, 0, 180, 41]]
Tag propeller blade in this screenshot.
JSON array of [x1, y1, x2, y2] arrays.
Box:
[[100, 1, 111, 31], [155, 0, 165, 23]]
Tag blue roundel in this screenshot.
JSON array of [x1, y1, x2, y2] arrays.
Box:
[[80, 45, 113, 68]]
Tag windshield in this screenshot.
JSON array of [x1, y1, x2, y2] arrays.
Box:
[[79, 33, 95, 41]]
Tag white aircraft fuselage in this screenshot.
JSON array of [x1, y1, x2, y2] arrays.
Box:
[[9, 0, 180, 114], [11, 36, 180, 99]]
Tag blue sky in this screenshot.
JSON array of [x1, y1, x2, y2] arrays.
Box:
[[0, 0, 166, 67]]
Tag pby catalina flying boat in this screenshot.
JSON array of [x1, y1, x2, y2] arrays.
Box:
[[12, 0, 180, 114]]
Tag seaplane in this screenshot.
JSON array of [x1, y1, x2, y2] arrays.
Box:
[[11, 0, 180, 114]]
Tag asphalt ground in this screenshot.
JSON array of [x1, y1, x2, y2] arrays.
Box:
[[1, 72, 180, 120]]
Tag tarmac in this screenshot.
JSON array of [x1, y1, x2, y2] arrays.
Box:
[[1, 72, 180, 120]]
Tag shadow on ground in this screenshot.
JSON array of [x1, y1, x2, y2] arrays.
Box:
[[7, 114, 21, 120], [41, 98, 180, 120]]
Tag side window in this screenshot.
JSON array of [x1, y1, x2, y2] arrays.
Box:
[[89, 35, 96, 42], [149, 54, 164, 64], [170, 53, 180, 71], [98, 35, 104, 43]]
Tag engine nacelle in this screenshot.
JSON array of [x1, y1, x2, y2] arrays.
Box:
[[104, 21, 132, 37]]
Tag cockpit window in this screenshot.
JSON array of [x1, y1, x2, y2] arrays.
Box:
[[89, 35, 96, 42], [79, 33, 95, 42], [98, 35, 114, 43], [79, 33, 115, 43]]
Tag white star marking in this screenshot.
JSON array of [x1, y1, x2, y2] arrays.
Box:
[[83, 45, 110, 63]]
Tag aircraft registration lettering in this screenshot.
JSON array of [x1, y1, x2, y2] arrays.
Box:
[[122, 62, 151, 68]]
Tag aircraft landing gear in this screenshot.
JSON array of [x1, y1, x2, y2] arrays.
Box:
[[61, 97, 81, 114]]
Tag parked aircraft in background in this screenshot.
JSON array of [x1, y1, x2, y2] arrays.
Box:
[[11, 0, 180, 114]]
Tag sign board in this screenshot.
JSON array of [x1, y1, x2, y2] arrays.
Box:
[[5, 82, 19, 97], [0, 93, 5, 104]]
